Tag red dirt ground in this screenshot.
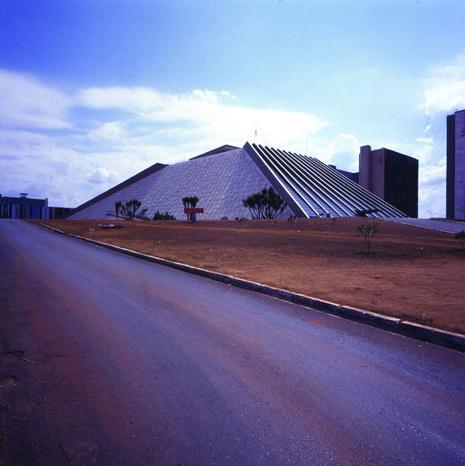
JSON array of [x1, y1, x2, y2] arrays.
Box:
[[43, 218, 465, 334]]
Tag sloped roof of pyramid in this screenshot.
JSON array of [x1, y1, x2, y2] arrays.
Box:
[[189, 144, 240, 160], [70, 145, 238, 216], [243, 142, 406, 219], [71, 162, 167, 215]]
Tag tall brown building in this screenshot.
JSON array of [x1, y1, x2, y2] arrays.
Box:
[[359, 146, 418, 217]]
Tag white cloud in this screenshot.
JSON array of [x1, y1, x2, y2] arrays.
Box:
[[421, 51, 465, 116], [0, 69, 70, 129], [0, 129, 82, 205], [414, 50, 465, 217], [77, 86, 326, 150], [420, 157, 446, 188], [422, 81, 465, 117], [87, 167, 117, 184], [418, 157, 447, 218], [319, 133, 360, 172], [89, 122, 125, 141], [79, 87, 234, 120], [415, 137, 433, 145], [418, 50, 465, 158], [412, 133, 446, 217], [413, 141, 435, 164]]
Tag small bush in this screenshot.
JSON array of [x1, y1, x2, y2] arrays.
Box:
[[153, 210, 176, 221]]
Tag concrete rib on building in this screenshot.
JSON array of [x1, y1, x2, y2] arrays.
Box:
[[69, 142, 407, 220]]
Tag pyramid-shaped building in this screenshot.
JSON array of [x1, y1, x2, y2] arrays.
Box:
[[69, 142, 406, 220]]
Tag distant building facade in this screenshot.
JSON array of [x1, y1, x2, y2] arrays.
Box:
[[359, 146, 418, 218], [0, 194, 48, 219], [447, 109, 465, 220], [0, 194, 72, 219]]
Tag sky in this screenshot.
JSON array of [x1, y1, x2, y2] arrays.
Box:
[[1, 0, 465, 216]]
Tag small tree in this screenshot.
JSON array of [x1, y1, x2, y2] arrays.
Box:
[[357, 222, 378, 253], [118, 199, 142, 220], [242, 192, 261, 219], [242, 187, 285, 219], [455, 230, 465, 251], [182, 196, 199, 208]]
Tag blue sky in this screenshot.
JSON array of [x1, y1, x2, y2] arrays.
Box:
[[1, 0, 465, 216]]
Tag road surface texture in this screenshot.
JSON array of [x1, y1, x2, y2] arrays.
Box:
[[1, 220, 464, 466]]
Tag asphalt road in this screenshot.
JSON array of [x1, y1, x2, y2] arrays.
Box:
[[1, 220, 464, 466]]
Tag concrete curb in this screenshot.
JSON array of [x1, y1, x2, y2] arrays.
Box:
[[36, 222, 465, 353]]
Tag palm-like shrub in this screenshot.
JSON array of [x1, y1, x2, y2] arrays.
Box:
[[182, 196, 199, 208], [182, 196, 200, 220], [115, 199, 141, 220]]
